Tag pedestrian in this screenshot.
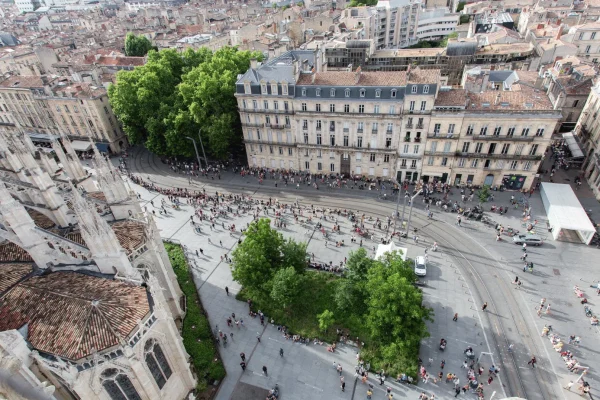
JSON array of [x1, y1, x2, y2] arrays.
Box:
[[341, 380, 346, 392], [565, 381, 574, 391], [440, 360, 445, 369], [337, 364, 343, 376], [453, 313, 458, 321], [257, 335, 261, 343], [220, 240, 223, 247], [230, 332, 234, 340], [280, 348, 284, 357], [240, 361, 246, 371], [240, 352, 246, 361], [262, 365, 268, 376], [225, 286, 229, 296], [367, 389, 373, 399], [528, 356, 536, 368], [508, 343, 514, 352], [199, 248, 204, 255], [461, 360, 468, 369], [487, 376, 493, 385], [545, 304, 551, 314], [455, 387, 461, 397], [482, 302, 488, 311]]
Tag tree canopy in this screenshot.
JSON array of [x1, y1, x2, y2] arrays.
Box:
[[348, 0, 377, 6], [108, 47, 263, 160], [124, 33, 156, 57], [231, 219, 307, 302]]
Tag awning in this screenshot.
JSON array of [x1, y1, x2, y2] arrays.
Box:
[[95, 142, 109, 153], [70, 140, 93, 152], [562, 132, 584, 158], [28, 132, 59, 143]]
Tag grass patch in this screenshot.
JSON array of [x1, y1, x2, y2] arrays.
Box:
[[236, 271, 370, 344], [164, 242, 226, 386]]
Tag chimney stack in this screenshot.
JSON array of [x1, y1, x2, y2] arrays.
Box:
[[355, 65, 362, 84], [250, 58, 257, 69]]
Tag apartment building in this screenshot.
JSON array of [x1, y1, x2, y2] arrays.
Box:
[[0, 75, 127, 152], [561, 22, 600, 63], [576, 80, 600, 200], [421, 70, 561, 190], [235, 50, 440, 181]]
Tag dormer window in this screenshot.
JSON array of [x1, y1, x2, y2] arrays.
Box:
[[301, 88, 306, 96], [423, 85, 429, 94], [316, 88, 321, 97], [271, 82, 278, 95], [345, 88, 350, 97], [375, 89, 381, 98], [244, 82, 251, 94], [282, 81, 288, 95], [411, 85, 418, 94], [261, 82, 268, 94], [360, 89, 366, 97], [391, 89, 397, 98], [330, 88, 336, 97]]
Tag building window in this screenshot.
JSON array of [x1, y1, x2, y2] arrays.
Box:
[[372, 122, 378, 133], [263, 100, 269, 110], [384, 154, 390, 162], [471, 159, 479, 168], [330, 104, 335, 112], [144, 339, 172, 389], [475, 143, 483, 153], [279, 147, 283, 155], [448, 124, 455, 134], [244, 82, 251, 94], [344, 104, 350, 112], [420, 101, 426, 111], [585, 45, 591, 54], [423, 85, 429, 94], [316, 104, 321, 112], [462, 142, 470, 152], [343, 135, 349, 146], [345, 88, 350, 97], [501, 144, 510, 154], [521, 127, 530, 136], [529, 144, 539, 155], [301, 103, 307, 111], [359, 105, 365, 113], [480, 126, 488, 136], [261, 83, 267, 94], [101, 369, 142, 400], [304, 132, 308, 143], [282, 83, 288, 95], [271, 83, 278, 95], [316, 120, 322, 130], [441, 157, 448, 166], [360, 89, 366, 97], [510, 160, 518, 169], [330, 88, 336, 97], [391, 90, 397, 98], [330, 134, 335, 146], [427, 157, 434, 165], [387, 123, 393, 133], [411, 85, 417, 94], [523, 161, 532, 170], [466, 125, 474, 136], [370, 153, 376, 162], [305, 161, 310, 170], [458, 158, 466, 167], [409, 101, 415, 111], [317, 134, 322, 145], [318, 162, 323, 170], [386, 137, 392, 148], [356, 152, 362, 161], [493, 126, 501, 136], [389, 106, 395, 114], [301, 88, 306, 96], [357, 136, 363, 147], [536, 128, 544, 137], [274, 101, 279, 110], [374, 105, 380, 114], [288, 148, 293, 155], [330, 163, 335, 172], [507, 126, 515, 136], [358, 122, 364, 132], [375, 89, 381, 98], [411, 160, 417, 168], [592, 32, 597, 40], [316, 88, 321, 97], [413, 145, 419, 154]]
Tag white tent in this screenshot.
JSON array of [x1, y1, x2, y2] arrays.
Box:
[[540, 183, 596, 245], [375, 242, 408, 261]]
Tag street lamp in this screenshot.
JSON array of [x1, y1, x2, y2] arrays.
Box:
[[405, 189, 423, 237], [186, 136, 202, 171]]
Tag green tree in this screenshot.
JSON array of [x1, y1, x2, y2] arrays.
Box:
[[365, 254, 432, 352], [334, 248, 373, 314], [460, 14, 470, 24], [478, 185, 491, 205], [348, 0, 377, 6], [124, 33, 156, 57], [271, 267, 305, 310], [317, 309, 335, 332], [456, 1, 465, 11], [231, 219, 306, 300]]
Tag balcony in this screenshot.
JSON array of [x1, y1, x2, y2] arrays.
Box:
[[386, 130, 393, 135], [241, 108, 293, 115], [454, 151, 542, 161], [427, 133, 459, 139], [474, 134, 535, 142], [372, 129, 379, 134], [416, 124, 424, 129], [424, 151, 454, 156], [268, 124, 289, 130], [296, 142, 395, 154], [404, 137, 411, 142], [414, 137, 421, 143], [243, 121, 264, 128], [343, 128, 349, 133], [302, 125, 308, 130], [357, 128, 364, 133], [405, 124, 413, 129]]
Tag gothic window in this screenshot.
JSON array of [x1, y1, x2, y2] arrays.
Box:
[[101, 368, 142, 400], [144, 339, 172, 389]]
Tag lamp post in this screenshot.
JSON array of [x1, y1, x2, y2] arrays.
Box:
[[197, 129, 208, 169], [405, 189, 423, 237], [186, 136, 202, 170]]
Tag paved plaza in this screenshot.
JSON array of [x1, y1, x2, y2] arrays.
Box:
[[116, 147, 600, 400]]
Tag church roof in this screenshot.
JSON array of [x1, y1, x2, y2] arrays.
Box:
[[27, 208, 56, 230], [111, 220, 147, 253], [0, 272, 150, 361], [0, 263, 32, 296], [0, 241, 34, 263]]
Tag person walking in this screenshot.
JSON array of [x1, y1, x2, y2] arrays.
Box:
[[341, 376, 346, 392], [367, 389, 373, 399], [528, 356, 537, 368], [482, 302, 488, 311], [262, 365, 268, 376], [225, 286, 229, 296], [337, 364, 343, 376], [240, 361, 246, 371], [455, 387, 461, 397], [453, 313, 458, 321], [279, 348, 284, 357], [240, 352, 246, 362], [545, 304, 551, 315]]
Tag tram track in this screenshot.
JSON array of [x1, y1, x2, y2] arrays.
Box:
[[124, 148, 563, 400]]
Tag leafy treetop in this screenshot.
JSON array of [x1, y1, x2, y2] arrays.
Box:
[[124, 33, 156, 57]]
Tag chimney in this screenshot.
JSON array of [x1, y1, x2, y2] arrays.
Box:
[[250, 58, 257, 69], [494, 93, 501, 105], [481, 71, 490, 92], [355, 65, 362, 84], [555, 24, 563, 40]]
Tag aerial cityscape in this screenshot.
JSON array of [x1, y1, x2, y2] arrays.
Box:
[[0, 0, 599, 398]]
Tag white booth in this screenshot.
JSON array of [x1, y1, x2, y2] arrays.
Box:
[[540, 182, 596, 245], [375, 242, 408, 261]]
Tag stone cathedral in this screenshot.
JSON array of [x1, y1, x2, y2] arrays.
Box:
[[0, 129, 196, 400]]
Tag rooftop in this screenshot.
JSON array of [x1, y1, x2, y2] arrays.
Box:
[[0, 76, 45, 89], [297, 71, 408, 86], [0, 271, 150, 360]]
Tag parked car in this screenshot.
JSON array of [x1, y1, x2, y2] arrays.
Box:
[[414, 256, 427, 276], [512, 234, 544, 246]]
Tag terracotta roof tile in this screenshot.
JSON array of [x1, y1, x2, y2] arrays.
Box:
[[27, 209, 56, 230], [111, 220, 147, 254], [0, 263, 32, 295], [0, 242, 34, 263], [434, 89, 467, 107], [0, 272, 150, 360], [296, 71, 408, 86]]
